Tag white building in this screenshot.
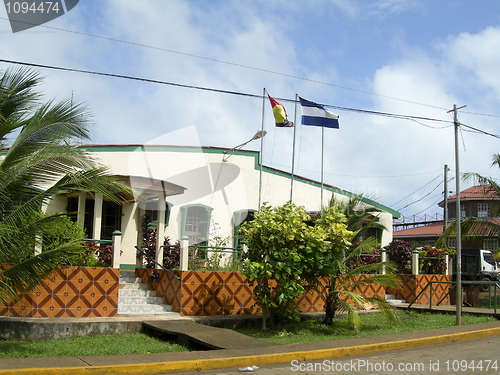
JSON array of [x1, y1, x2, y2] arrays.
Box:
[[44, 144, 400, 270]]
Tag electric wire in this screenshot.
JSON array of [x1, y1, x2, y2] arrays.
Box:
[[0, 58, 457, 128], [397, 180, 443, 211], [391, 174, 442, 207], [0, 17, 459, 113]]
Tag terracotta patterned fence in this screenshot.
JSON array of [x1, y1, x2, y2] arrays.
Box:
[[387, 274, 453, 305], [136, 269, 388, 316], [0, 267, 453, 318], [0, 267, 119, 318]]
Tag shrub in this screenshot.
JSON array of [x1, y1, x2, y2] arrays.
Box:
[[384, 239, 412, 274], [419, 245, 448, 275], [162, 237, 180, 269]]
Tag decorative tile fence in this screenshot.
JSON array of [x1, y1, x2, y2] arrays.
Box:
[[387, 275, 453, 305], [136, 269, 388, 316], [0, 267, 452, 318], [0, 267, 119, 318]]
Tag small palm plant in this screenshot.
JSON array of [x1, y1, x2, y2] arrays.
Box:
[[312, 194, 400, 329]]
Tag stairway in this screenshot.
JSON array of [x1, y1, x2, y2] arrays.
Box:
[[118, 270, 174, 315], [385, 293, 407, 305]]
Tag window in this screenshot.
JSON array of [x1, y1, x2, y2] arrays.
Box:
[[460, 204, 466, 218], [181, 205, 213, 245], [67, 196, 121, 240], [233, 210, 256, 251], [67, 196, 94, 238], [447, 238, 457, 248], [101, 201, 122, 240], [145, 199, 172, 227], [478, 203, 490, 219], [483, 239, 498, 253], [424, 240, 436, 246]]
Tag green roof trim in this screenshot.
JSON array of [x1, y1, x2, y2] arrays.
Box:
[[77, 144, 401, 218]]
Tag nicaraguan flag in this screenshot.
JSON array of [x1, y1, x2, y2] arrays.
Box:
[[299, 97, 339, 128], [268, 94, 293, 127]]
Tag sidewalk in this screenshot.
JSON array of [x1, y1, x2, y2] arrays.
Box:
[[1, 308, 500, 375]]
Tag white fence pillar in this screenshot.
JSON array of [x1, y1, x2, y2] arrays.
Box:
[[445, 252, 450, 275], [180, 236, 189, 271], [112, 230, 121, 269], [412, 250, 419, 275], [381, 248, 387, 275]]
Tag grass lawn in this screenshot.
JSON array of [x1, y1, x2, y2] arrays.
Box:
[[0, 333, 187, 359], [0, 311, 497, 358], [235, 310, 498, 345]]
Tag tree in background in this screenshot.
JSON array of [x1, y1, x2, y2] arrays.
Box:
[[0, 67, 133, 303]]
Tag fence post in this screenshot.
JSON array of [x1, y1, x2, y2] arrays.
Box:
[[444, 252, 449, 275], [412, 249, 419, 275], [180, 236, 190, 271], [112, 230, 121, 269], [136, 246, 143, 269], [381, 248, 387, 275]]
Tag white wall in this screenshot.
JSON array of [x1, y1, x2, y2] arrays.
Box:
[[43, 145, 397, 268]]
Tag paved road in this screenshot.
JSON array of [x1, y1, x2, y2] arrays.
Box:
[[176, 335, 500, 375]]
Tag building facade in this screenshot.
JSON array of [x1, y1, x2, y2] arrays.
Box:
[[394, 185, 500, 254], [43, 144, 400, 269]]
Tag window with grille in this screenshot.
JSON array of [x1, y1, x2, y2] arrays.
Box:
[[460, 204, 466, 218], [181, 205, 212, 245], [483, 239, 498, 253], [478, 203, 491, 218]]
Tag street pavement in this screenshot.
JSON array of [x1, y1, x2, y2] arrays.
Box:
[[1, 309, 500, 375], [178, 335, 500, 375]]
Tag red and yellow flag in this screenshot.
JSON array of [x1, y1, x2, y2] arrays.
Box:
[[268, 94, 293, 127]]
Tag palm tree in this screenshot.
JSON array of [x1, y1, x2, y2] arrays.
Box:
[[313, 194, 399, 329], [0, 66, 133, 303]]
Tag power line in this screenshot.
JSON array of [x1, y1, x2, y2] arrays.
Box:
[[391, 174, 442, 207], [460, 123, 500, 140], [0, 17, 456, 112], [397, 180, 443, 211], [2, 18, 500, 121], [0, 58, 455, 128]]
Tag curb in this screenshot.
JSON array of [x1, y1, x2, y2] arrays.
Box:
[[1, 327, 500, 375]]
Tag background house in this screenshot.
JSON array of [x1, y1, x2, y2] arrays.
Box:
[[43, 144, 400, 270], [393, 185, 500, 254]]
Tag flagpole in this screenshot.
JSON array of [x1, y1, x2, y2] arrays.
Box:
[[258, 88, 265, 212], [321, 126, 324, 208], [290, 94, 298, 202]]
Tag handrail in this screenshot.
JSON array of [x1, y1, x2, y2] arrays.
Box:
[[135, 246, 181, 280], [82, 238, 113, 244], [407, 281, 432, 308], [160, 244, 241, 254], [408, 280, 500, 313]]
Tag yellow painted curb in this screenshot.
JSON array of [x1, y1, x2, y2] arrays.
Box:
[[2, 327, 500, 375]]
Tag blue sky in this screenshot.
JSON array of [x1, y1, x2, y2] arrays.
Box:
[[1, 0, 500, 221]]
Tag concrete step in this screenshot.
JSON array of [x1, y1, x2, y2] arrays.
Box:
[[119, 277, 142, 284], [119, 282, 149, 290], [119, 288, 157, 298], [118, 304, 173, 314], [385, 294, 407, 305], [118, 270, 174, 315], [119, 296, 165, 305]]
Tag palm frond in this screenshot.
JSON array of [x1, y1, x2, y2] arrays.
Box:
[[437, 217, 500, 247], [0, 242, 83, 303]]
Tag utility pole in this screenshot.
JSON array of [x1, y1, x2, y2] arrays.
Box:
[[443, 164, 449, 233], [448, 104, 466, 326]]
